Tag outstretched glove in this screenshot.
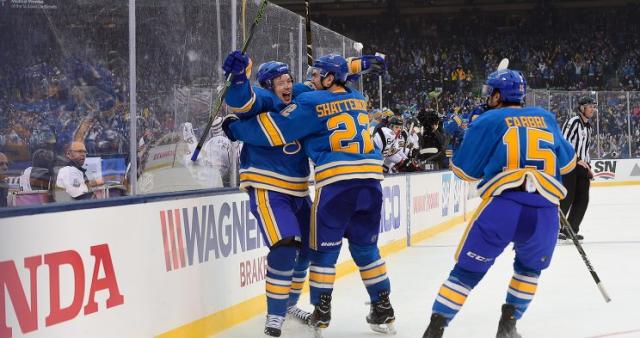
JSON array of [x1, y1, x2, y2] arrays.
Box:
[[221, 114, 240, 142], [360, 54, 387, 74], [222, 51, 252, 84]]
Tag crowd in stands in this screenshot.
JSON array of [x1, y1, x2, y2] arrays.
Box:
[[2, 3, 640, 208], [322, 4, 640, 111]]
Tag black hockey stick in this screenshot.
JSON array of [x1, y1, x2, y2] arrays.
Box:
[[191, 0, 269, 161], [559, 209, 611, 303], [305, 0, 313, 66]]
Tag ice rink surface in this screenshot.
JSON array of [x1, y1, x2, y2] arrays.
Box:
[[217, 185, 640, 338]]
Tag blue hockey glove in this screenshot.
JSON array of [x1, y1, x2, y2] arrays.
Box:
[[360, 54, 387, 74], [222, 51, 251, 83], [221, 114, 240, 142]]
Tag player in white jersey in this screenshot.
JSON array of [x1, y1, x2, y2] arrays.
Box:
[[373, 116, 408, 173], [182, 119, 231, 188]]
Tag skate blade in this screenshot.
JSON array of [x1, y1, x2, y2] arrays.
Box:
[[369, 322, 397, 335], [286, 313, 311, 325], [312, 327, 325, 338]]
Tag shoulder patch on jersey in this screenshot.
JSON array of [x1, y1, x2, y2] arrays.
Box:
[[280, 104, 297, 117]]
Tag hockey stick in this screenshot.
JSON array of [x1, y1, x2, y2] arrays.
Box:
[[305, 0, 313, 66], [191, 0, 269, 161], [559, 209, 611, 303]]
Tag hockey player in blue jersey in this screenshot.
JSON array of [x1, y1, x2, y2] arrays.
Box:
[[422, 69, 576, 338], [221, 51, 386, 337], [222, 55, 313, 337], [223, 54, 396, 336]]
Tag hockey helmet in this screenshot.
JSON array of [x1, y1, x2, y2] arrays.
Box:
[[482, 69, 526, 103], [310, 54, 349, 83], [387, 115, 403, 127], [257, 61, 292, 90]]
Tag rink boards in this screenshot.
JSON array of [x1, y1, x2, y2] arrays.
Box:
[[3, 162, 639, 338]]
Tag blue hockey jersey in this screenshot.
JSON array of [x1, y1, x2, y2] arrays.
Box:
[[228, 87, 384, 188], [451, 106, 576, 204], [224, 81, 313, 196]]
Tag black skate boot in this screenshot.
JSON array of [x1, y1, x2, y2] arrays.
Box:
[[496, 304, 521, 338], [366, 290, 396, 334], [422, 313, 447, 338], [309, 293, 332, 328], [263, 314, 284, 337], [309, 294, 332, 338]]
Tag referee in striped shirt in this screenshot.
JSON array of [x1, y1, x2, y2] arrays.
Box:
[[559, 96, 596, 240]]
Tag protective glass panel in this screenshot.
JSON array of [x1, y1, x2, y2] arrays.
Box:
[[239, 1, 302, 84], [549, 92, 572, 129], [597, 92, 630, 159], [0, 0, 129, 207], [135, 0, 228, 194], [529, 89, 550, 110], [630, 92, 640, 158]]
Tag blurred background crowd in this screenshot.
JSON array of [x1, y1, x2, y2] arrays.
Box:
[[1, 0, 639, 208]]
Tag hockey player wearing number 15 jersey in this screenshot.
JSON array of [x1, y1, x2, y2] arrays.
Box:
[[224, 54, 396, 336], [423, 69, 576, 338]]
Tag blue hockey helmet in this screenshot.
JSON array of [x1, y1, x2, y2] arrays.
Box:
[[481, 69, 526, 103], [257, 61, 291, 90], [310, 54, 349, 83]]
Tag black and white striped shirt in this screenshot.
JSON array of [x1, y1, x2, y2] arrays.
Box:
[[562, 115, 592, 162]]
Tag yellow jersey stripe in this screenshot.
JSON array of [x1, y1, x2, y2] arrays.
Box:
[[347, 57, 363, 74], [315, 164, 383, 182], [229, 90, 256, 113], [310, 188, 321, 250], [257, 113, 285, 146], [255, 189, 280, 245], [451, 164, 479, 182], [560, 154, 577, 175], [240, 173, 309, 191], [455, 197, 493, 261]]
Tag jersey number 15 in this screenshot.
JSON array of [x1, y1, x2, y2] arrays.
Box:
[[503, 127, 556, 176]]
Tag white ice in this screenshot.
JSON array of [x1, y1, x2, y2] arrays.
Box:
[[217, 185, 640, 338]]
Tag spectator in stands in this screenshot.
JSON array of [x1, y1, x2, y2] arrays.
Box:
[[55, 141, 103, 200], [0, 152, 9, 207], [19, 149, 55, 193]]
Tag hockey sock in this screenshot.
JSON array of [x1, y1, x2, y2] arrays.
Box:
[[288, 248, 310, 307], [349, 243, 390, 302], [432, 264, 485, 324], [266, 245, 298, 317], [505, 261, 541, 320], [308, 249, 339, 305]]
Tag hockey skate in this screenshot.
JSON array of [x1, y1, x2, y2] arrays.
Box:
[[309, 294, 332, 338], [286, 304, 311, 324], [422, 313, 446, 338], [496, 304, 522, 338], [366, 290, 397, 335], [263, 314, 285, 337]]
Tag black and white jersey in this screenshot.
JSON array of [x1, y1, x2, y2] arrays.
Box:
[[562, 115, 592, 162]]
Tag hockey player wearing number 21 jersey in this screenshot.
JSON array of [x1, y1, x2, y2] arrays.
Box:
[[224, 54, 396, 336], [423, 69, 576, 338]]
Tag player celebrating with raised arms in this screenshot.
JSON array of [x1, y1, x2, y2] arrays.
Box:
[[222, 54, 396, 336], [422, 69, 576, 338], [220, 51, 386, 337], [222, 55, 313, 337]]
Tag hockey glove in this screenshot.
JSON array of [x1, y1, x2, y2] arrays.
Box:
[[360, 54, 387, 74], [221, 114, 240, 142], [222, 51, 252, 84]]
